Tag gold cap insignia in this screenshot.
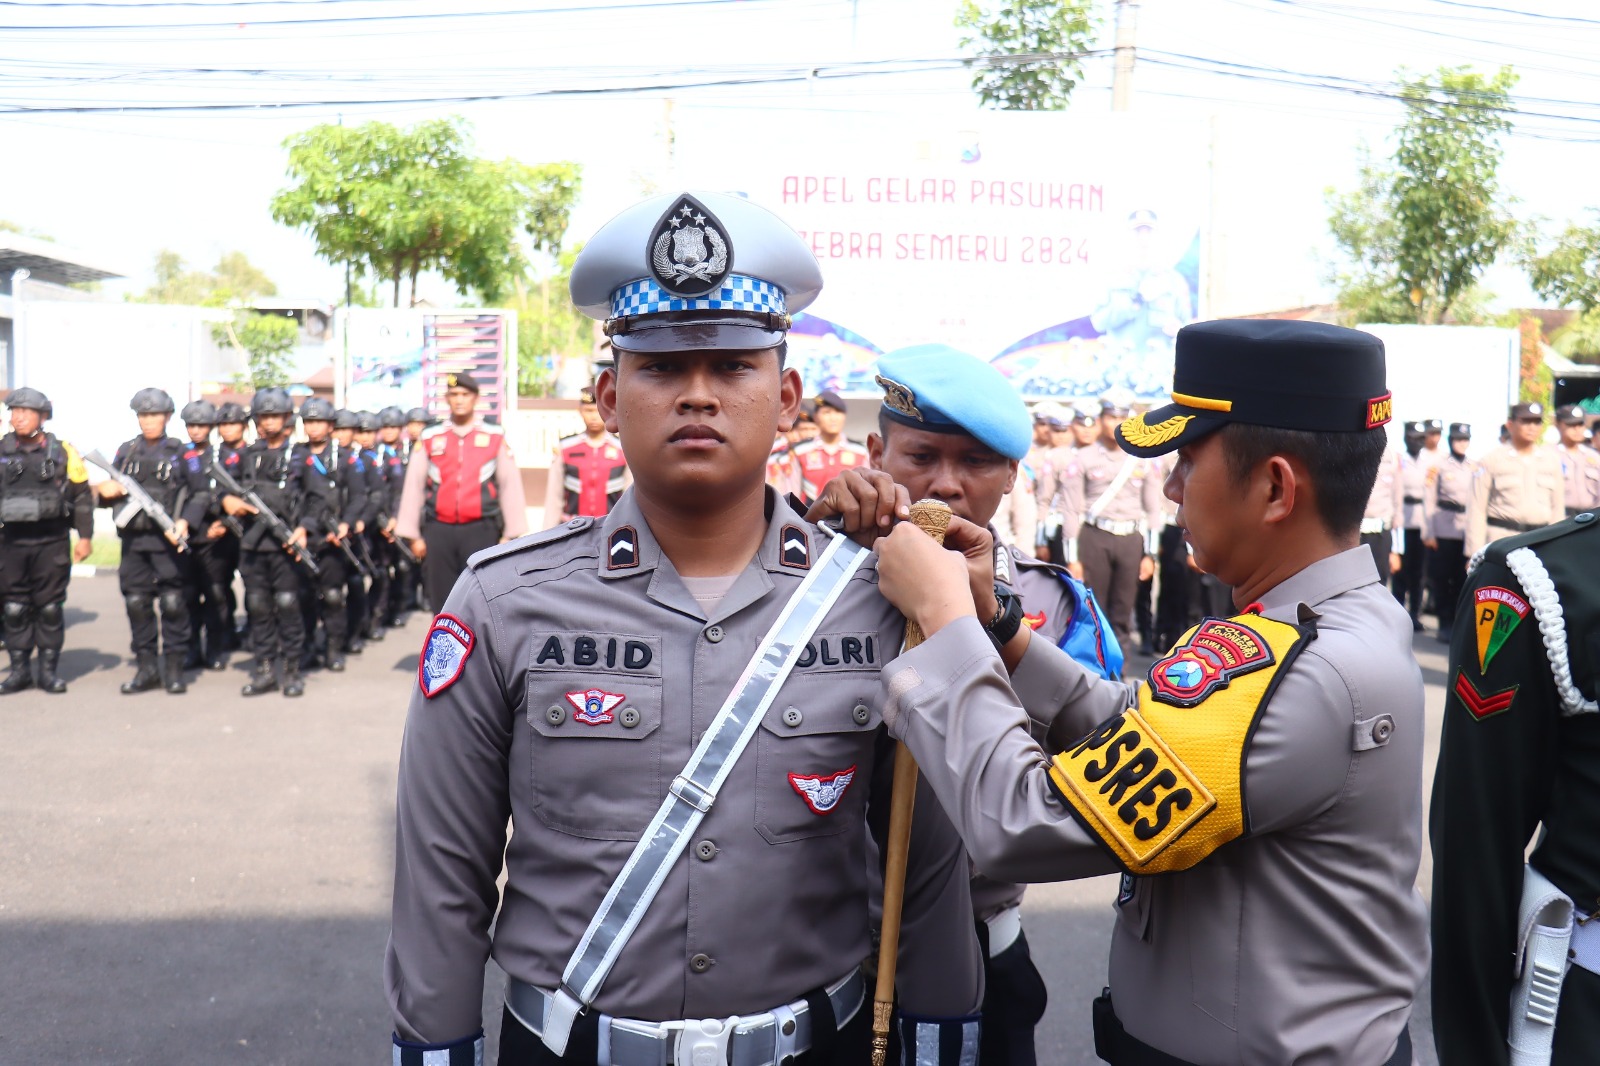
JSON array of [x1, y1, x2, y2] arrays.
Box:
[[875, 375, 922, 421], [1120, 412, 1194, 449], [447, 373, 459, 388]]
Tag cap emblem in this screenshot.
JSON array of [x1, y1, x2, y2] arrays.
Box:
[[875, 375, 923, 421], [1119, 412, 1193, 449], [649, 194, 733, 298]]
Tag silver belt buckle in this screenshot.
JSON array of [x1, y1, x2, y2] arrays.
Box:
[[670, 1015, 738, 1066]]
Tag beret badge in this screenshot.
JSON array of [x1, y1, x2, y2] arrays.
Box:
[[875, 374, 923, 422]]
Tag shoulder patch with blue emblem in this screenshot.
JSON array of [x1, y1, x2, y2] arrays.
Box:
[[419, 613, 475, 698]]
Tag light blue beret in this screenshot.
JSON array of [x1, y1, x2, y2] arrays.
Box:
[[874, 344, 1032, 461]]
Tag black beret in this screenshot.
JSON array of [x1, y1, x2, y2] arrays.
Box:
[[445, 371, 480, 393]]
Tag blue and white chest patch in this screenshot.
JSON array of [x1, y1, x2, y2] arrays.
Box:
[[788, 765, 857, 815], [419, 613, 476, 698], [565, 687, 625, 726]]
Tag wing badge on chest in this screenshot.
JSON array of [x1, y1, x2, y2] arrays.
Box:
[[565, 688, 625, 726], [788, 765, 857, 815]]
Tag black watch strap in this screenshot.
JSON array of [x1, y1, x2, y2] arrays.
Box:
[[984, 584, 1024, 651]]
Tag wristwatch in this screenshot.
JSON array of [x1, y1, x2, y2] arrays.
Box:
[[984, 584, 1024, 651]]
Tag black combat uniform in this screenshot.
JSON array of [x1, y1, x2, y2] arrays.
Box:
[[179, 401, 239, 671], [356, 412, 390, 643], [300, 429, 366, 671], [376, 406, 412, 626], [1431, 511, 1600, 1064], [0, 389, 93, 694]]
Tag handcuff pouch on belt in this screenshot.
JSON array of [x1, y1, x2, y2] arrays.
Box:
[[1046, 614, 1312, 874]]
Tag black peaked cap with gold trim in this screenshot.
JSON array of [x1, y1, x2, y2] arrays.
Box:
[[1114, 319, 1391, 458]]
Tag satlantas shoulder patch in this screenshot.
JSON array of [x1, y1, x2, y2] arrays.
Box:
[[1147, 617, 1278, 708], [419, 613, 475, 698]]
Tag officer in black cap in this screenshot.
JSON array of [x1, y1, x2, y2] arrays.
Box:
[[220, 388, 321, 697], [1422, 422, 1474, 642], [178, 399, 237, 671], [873, 318, 1427, 1064], [791, 390, 868, 503], [97, 388, 213, 694], [0, 388, 94, 694], [1395, 420, 1431, 630]]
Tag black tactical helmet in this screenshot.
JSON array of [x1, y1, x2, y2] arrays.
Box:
[[6, 387, 53, 419], [250, 387, 295, 418], [131, 387, 176, 415], [298, 397, 337, 423], [215, 401, 248, 425], [334, 408, 360, 431], [378, 405, 407, 428], [355, 411, 380, 432], [180, 399, 219, 425], [405, 406, 430, 424]]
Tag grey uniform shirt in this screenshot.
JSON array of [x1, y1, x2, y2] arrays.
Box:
[[1558, 442, 1600, 512], [881, 545, 1428, 1064], [386, 490, 982, 1043], [1400, 451, 1429, 531], [1363, 448, 1405, 535], [1423, 455, 1474, 542]]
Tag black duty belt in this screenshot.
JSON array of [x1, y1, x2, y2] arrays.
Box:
[[1489, 519, 1543, 533], [1436, 500, 1466, 513], [1091, 990, 1412, 1066], [1569, 507, 1593, 518], [1404, 496, 1424, 505]]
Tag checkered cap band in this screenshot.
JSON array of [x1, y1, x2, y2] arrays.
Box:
[[610, 275, 787, 319]]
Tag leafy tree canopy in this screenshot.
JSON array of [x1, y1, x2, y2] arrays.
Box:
[[955, 0, 1100, 111]]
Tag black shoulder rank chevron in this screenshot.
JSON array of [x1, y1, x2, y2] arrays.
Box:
[[780, 524, 811, 569], [607, 525, 640, 570]]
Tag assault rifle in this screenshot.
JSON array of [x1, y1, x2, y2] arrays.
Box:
[[85, 449, 189, 552], [209, 462, 321, 577], [333, 529, 371, 579]]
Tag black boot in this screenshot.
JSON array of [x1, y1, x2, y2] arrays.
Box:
[[282, 665, 305, 698], [326, 651, 346, 672], [183, 645, 204, 671], [241, 659, 278, 697], [164, 653, 188, 695], [0, 650, 34, 694], [35, 649, 66, 694], [120, 653, 162, 695]]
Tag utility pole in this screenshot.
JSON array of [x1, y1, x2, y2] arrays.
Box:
[[1112, 0, 1138, 112]]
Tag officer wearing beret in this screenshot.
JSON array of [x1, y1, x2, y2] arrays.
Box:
[[1554, 404, 1600, 516], [791, 390, 869, 504], [1430, 504, 1600, 1063], [543, 385, 630, 528], [386, 190, 983, 1066], [807, 343, 1122, 1066], [1423, 423, 1474, 642], [0, 388, 93, 694], [871, 319, 1428, 1064], [97, 388, 213, 694], [1467, 403, 1566, 561], [394, 369, 528, 612]]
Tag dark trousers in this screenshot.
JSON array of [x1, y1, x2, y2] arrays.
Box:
[[1393, 528, 1426, 619], [0, 535, 71, 652], [421, 517, 499, 613], [1154, 525, 1200, 649], [1079, 523, 1143, 650], [240, 549, 305, 664], [1430, 537, 1466, 633], [118, 540, 191, 658], [363, 532, 390, 632], [979, 926, 1047, 1066], [308, 544, 351, 654], [187, 537, 238, 660], [1360, 531, 1390, 584], [497, 993, 869, 1065]]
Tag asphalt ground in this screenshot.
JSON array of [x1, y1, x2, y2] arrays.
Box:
[[1, 572, 1447, 1065]]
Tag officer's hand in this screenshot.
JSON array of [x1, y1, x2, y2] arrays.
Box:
[[940, 515, 1000, 620], [384, 518, 398, 537], [1035, 545, 1052, 562], [206, 521, 227, 540], [354, 520, 365, 534], [1423, 537, 1438, 551], [97, 480, 126, 500], [337, 522, 350, 541], [290, 527, 308, 549], [411, 538, 427, 561], [804, 468, 910, 546], [1067, 561, 1085, 580], [167, 519, 189, 545], [72, 538, 93, 563], [1389, 551, 1402, 575], [875, 520, 977, 638], [222, 495, 257, 517], [1139, 555, 1155, 582]]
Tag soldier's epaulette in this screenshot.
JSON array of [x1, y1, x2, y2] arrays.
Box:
[[467, 517, 597, 572], [1480, 511, 1599, 569]]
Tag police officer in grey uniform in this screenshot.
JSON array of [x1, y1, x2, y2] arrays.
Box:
[[872, 319, 1428, 1064], [1395, 421, 1430, 629], [1055, 393, 1163, 652], [1554, 404, 1600, 516], [1467, 402, 1566, 561], [1360, 441, 1405, 586], [386, 190, 983, 1066], [1423, 423, 1474, 642]]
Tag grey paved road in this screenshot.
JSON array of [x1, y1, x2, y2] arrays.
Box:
[[0, 573, 1447, 1064]]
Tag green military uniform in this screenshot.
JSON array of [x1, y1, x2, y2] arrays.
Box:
[[1430, 511, 1600, 1065]]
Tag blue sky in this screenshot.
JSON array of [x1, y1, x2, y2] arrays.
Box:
[[1, 0, 1595, 312]]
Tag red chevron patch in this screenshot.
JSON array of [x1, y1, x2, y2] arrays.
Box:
[[1453, 670, 1517, 721]]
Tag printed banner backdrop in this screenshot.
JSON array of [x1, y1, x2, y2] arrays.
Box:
[[340, 308, 515, 420], [673, 110, 1206, 402]]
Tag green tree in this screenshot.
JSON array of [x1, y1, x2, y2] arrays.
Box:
[[1325, 66, 1519, 324], [507, 245, 592, 397], [270, 117, 580, 308], [1524, 213, 1600, 360], [955, 0, 1100, 111], [137, 250, 277, 306], [214, 312, 299, 389]]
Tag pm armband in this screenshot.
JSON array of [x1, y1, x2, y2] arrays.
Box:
[[1046, 614, 1313, 874]]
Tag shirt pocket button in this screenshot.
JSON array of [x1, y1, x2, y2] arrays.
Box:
[[782, 707, 804, 728], [545, 704, 566, 726], [620, 707, 641, 729]]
